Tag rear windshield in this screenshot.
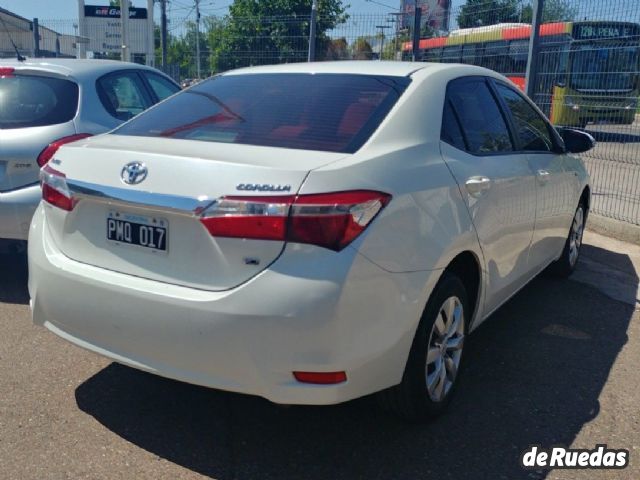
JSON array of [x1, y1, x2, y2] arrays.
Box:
[[114, 73, 411, 153], [0, 74, 79, 129]]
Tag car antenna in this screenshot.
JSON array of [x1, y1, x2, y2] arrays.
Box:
[[0, 15, 26, 61]]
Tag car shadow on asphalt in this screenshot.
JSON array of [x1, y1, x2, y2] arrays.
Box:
[[0, 251, 29, 305], [74, 271, 635, 480]]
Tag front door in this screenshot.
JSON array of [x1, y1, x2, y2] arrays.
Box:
[[440, 77, 537, 314], [491, 80, 576, 270]]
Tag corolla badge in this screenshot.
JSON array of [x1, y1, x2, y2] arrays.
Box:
[[236, 183, 291, 192], [121, 162, 148, 185]]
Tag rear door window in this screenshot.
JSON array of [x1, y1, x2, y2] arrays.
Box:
[[97, 71, 152, 121], [441, 100, 467, 150], [143, 72, 180, 101], [114, 73, 411, 153], [0, 74, 78, 129]]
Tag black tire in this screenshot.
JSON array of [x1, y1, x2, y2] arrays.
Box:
[[377, 272, 468, 422], [547, 202, 586, 278]]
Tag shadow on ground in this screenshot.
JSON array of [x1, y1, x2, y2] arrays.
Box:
[[0, 251, 29, 305], [75, 264, 634, 479]]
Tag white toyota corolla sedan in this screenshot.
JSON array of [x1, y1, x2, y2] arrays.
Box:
[[28, 61, 593, 420]]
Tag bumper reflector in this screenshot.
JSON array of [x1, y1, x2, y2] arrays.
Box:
[[293, 371, 347, 384]]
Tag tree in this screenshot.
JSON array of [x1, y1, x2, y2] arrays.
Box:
[[456, 0, 520, 28], [519, 0, 577, 23], [322, 37, 349, 60], [352, 37, 373, 60], [207, 0, 348, 73], [382, 31, 410, 61]]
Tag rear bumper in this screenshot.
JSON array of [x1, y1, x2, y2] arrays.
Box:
[[28, 204, 438, 405], [0, 184, 40, 240]]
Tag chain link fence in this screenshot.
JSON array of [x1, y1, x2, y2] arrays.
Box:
[[4, 1, 640, 225]]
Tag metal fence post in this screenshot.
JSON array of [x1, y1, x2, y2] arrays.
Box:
[[412, 7, 422, 62], [525, 0, 544, 99], [76, 0, 86, 59], [195, 0, 201, 78], [161, 0, 168, 68], [121, 0, 130, 62], [32, 18, 40, 57], [308, 0, 318, 62]]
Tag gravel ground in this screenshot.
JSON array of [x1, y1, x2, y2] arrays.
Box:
[[0, 236, 638, 480]]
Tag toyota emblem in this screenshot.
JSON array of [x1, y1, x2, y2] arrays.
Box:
[[121, 162, 148, 185]]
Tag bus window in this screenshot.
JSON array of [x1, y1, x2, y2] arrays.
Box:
[[571, 44, 639, 91], [424, 47, 442, 62], [482, 41, 509, 72], [462, 44, 477, 64], [442, 46, 462, 63], [508, 40, 529, 76]]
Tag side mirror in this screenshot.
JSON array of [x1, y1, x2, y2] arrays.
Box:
[[558, 128, 596, 154]]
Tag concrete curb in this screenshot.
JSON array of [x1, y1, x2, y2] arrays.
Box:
[[587, 213, 640, 245]]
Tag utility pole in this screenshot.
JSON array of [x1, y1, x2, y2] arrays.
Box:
[[307, 0, 318, 62], [147, 0, 154, 66], [525, 0, 544, 99], [77, 0, 86, 59], [411, 7, 421, 62], [375, 25, 391, 60], [32, 18, 40, 58], [195, 0, 201, 78], [161, 0, 168, 68], [121, 0, 130, 62]]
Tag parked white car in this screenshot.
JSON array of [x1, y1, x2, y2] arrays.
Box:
[[28, 62, 592, 420]]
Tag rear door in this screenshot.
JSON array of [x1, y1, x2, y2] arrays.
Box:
[[440, 76, 537, 313], [0, 71, 78, 192], [492, 80, 575, 269]]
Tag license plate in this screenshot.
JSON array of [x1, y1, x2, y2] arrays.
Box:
[[107, 211, 168, 252]]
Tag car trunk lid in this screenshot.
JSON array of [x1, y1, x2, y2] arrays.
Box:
[[45, 135, 346, 291]]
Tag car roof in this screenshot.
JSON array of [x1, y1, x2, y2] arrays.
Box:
[[223, 61, 435, 77], [221, 61, 511, 86], [0, 58, 171, 82]]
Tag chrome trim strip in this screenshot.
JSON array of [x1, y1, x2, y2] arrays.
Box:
[[67, 179, 215, 215]]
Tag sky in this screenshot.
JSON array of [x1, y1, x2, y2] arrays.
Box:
[[4, 1, 638, 30], [1, 0, 416, 20]]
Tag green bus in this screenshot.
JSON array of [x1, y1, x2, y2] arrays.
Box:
[[402, 21, 640, 127]]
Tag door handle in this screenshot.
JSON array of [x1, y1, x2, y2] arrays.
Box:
[[465, 176, 491, 197], [537, 169, 550, 185]]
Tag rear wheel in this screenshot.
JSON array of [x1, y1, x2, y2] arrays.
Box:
[[548, 202, 586, 277], [377, 272, 468, 422]]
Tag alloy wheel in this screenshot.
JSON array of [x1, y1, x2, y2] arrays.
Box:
[[426, 296, 465, 402], [569, 206, 584, 267]]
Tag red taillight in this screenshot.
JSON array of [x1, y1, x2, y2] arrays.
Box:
[[293, 371, 347, 384], [0, 67, 14, 78], [37, 133, 93, 167], [200, 195, 294, 240], [40, 164, 76, 211], [199, 190, 391, 251]]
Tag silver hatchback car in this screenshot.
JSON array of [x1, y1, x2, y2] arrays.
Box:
[[0, 59, 179, 244]]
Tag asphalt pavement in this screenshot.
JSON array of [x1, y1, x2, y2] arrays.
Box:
[[0, 232, 638, 480]]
